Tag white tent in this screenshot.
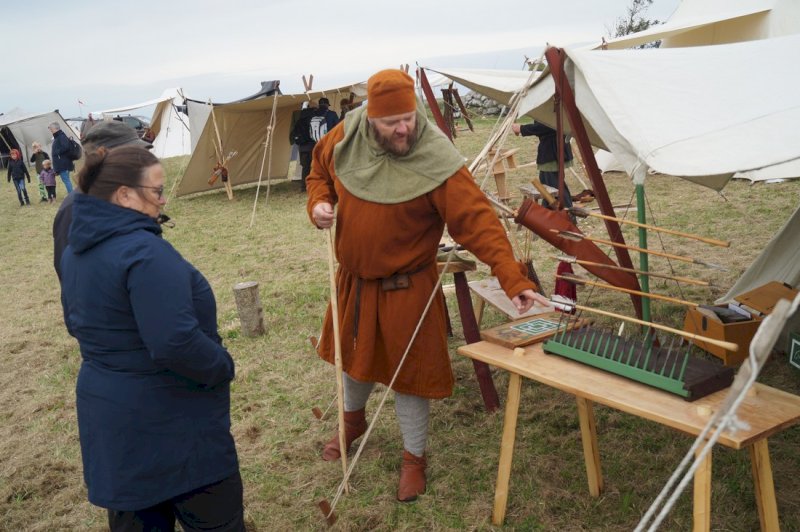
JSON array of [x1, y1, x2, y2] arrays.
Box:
[[428, 33, 800, 191], [176, 82, 366, 197], [602, 0, 800, 50], [95, 88, 191, 159], [425, 33, 800, 311], [0, 108, 77, 167]]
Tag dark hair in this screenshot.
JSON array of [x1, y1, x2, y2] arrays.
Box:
[[78, 146, 159, 200]]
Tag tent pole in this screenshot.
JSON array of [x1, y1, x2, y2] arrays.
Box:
[[417, 67, 452, 139], [544, 47, 643, 319], [636, 184, 651, 323]]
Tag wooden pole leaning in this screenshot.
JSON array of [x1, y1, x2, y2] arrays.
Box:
[[569, 207, 730, 248], [552, 255, 710, 287], [551, 230, 727, 270], [557, 274, 700, 308], [555, 301, 739, 353], [326, 228, 348, 494]]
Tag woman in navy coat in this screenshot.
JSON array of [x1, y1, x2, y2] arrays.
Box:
[[60, 147, 244, 531]]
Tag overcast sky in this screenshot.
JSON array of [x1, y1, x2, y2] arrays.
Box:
[[3, 0, 679, 118]]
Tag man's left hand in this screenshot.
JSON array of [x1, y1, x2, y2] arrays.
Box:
[[511, 289, 550, 314]]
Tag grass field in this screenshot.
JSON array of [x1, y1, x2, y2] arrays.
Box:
[[1, 117, 799, 531]]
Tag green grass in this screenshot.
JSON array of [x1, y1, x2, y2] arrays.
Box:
[[1, 117, 799, 530]]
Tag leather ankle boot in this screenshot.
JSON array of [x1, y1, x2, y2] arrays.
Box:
[[322, 408, 367, 461], [397, 450, 427, 502]]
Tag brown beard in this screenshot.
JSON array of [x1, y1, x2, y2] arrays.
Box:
[[369, 121, 419, 156]]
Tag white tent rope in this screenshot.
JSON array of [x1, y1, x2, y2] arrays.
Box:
[[324, 245, 460, 518], [249, 93, 279, 228], [635, 293, 800, 531]]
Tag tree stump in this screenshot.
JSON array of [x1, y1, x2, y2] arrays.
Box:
[[233, 281, 265, 337]]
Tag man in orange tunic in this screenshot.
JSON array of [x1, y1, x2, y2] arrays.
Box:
[[307, 69, 549, 502]]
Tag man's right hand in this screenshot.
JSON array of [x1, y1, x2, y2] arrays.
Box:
[[511, 124, 521, 135], [312, 202, 334, 228]]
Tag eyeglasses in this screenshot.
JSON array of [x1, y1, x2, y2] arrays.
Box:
[[129, 184, 165, 199]]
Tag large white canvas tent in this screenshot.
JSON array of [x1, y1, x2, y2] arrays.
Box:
[[177, 83, 366, 197], [427, 32, 800, 191], [95, 88, 191, 159], [602, 0, 800, 50], [600, 0, 800, 184], [0, 108, 76, 167], [424, 32, 800, 324]]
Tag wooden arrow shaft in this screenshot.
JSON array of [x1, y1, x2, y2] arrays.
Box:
[[563, 302, 738, 352], [574, 209, 730, 247], [555, 230, 698, 265], [554, 256, 709, 286], [557, 274, 699, 308]]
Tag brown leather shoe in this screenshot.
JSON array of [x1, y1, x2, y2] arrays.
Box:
[[397, 450, 427, 502], [322, 408, 367, 461]]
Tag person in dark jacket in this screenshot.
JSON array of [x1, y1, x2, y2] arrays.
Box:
[[6, 148, 31, 206], [30, 142, 50, 202], [512, 120, 574, 210], [291, 100, 318, 192], [48, 122, 75, 193], [60, 147, 244, 531], [53, 121, 152, 280]]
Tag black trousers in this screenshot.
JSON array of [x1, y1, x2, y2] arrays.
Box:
[[107, 471, 245, 532], [298, 150, 313, 191]]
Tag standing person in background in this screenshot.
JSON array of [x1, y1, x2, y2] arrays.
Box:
[[40, 159, 57, 203], [60, 147, 244, 531], [307, 69, 548, 502], [315, 97, 340, 134], [291, 99, 318, 192], [6, 148, 31, 206], [30, 142, 50, 202], [511, 121, 574, 211], [53, 121, 153, 280], [48, 122, 74, 194]]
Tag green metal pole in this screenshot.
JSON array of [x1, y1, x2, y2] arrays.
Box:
[[636, 184, 651, 324]]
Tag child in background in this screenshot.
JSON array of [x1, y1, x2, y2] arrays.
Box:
[[30, 142, 50, 202], [40, 159, 57, 203], [7, 148, 31, 206]]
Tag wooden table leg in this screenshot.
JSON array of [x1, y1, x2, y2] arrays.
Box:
[[693, 446, 712, 532], [749, 439, 779, 531], [493, 372, 523, 526], [454, 271, 500, 411], [576, 397, 603, 497]]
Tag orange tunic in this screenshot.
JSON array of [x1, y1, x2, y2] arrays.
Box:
[[307, 123, 535, 398]]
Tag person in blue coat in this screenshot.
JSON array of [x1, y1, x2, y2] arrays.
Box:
[[60, 146, 244, 531], [48, 122, 75, 193]]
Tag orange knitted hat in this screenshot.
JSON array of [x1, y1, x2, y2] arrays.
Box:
[[367, 69, 416, 118]]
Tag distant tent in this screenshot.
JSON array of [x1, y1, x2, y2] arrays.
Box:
[[176, 82, 366, 198], [94, 88, 191, 159], [184, 81, 282, 153], [0, 108, 77, 168]]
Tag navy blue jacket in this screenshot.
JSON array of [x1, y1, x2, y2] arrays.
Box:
[[6, 158, 30, 182], [60, 194, 238, 510], [51, 129, 75, 173], [519, 121, 573, 166]]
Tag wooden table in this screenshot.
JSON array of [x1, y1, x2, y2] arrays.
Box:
[[457, 340, 800, 530]]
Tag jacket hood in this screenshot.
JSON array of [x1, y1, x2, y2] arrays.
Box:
[[69, 193, 162, 254]]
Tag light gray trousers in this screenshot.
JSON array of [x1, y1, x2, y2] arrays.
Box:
[[343, 373, 429, 456]]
